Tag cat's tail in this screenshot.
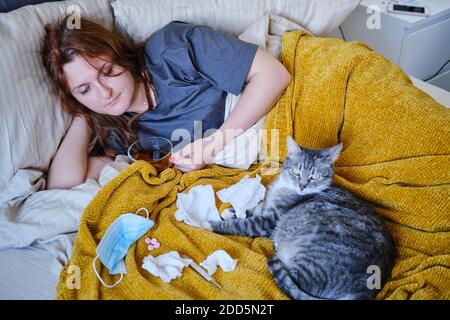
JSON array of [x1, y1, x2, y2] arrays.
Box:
[[268, 257, 325, 300]]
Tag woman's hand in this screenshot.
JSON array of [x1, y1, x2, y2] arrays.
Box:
[[170, 134, 223, 172]]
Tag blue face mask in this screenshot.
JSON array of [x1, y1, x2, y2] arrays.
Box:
[[92, 208, 154, 288]]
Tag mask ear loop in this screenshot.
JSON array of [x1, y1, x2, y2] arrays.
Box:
[[92, 208, 148, 288], [92, 256, 124, 288], [136, 207, 150, 219]]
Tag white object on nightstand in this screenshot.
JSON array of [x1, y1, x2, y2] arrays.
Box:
[[387, 2, 430, 17], [339, 0, 450, 91]]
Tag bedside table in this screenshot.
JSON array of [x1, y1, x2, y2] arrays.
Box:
[[339, 0, 450, 91]]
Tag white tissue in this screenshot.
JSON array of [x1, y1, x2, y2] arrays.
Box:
[[199, 250, 237, 276], [175, 185, 222, 227], [142, 251, 192, 283], [216, 175, 266, 219]]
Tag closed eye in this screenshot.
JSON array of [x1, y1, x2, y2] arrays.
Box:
[[101, 65, 113, 76], [80, 85, 90, 95], [100, 64, 123, 77]]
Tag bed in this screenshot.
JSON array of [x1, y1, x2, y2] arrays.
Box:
[[1, 0, 449, 300], [1, 76, 448, 300]]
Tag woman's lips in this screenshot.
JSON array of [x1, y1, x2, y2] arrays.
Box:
[[106, 93, 121, 107]]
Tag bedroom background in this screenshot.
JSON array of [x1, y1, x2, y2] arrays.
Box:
[[0, 0, 449, 300]]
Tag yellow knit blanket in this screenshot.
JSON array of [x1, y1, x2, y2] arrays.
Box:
[[57, 31, 450, 300], [263, 31, 450, 300]]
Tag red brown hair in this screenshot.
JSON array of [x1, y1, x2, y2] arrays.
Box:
[[41, 15, 155, 157]]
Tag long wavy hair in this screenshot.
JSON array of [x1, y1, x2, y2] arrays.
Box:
[[41, 15, 155, 158]]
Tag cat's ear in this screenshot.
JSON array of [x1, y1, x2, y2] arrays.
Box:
[[323, 143, 343, 163], [286, 136, 302, 155]]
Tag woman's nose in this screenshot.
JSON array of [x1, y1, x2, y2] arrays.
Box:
[[97, 79, 113, 98]]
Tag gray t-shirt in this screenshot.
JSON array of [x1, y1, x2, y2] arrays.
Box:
[[119, 21, 258, 153]]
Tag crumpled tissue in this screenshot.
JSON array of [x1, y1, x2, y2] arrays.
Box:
[[200, 250, 237, 275], [142, 251, 192, 283], [216, 175, 266, 218], [175, 184, 221, 227]]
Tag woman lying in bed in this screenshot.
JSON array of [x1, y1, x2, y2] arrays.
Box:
[[41, 16, 291, 190]]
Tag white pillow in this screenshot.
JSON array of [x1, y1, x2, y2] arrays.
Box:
[[112, 0, 360, 42], [239, 14, 311, 61], [270, 0, 360, 36], [0, 0, 113, 193], [112, 0, 267, 42]]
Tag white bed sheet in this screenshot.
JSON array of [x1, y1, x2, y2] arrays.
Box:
[[0, 245, 59, 300], [0, 158, 130, 300]]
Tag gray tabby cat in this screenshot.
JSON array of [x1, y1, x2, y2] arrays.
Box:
[[203, 136, 396, 300]]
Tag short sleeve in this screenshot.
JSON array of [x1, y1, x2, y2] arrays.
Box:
[[146, 21, 258, 95], [188, 24, 258, 95]]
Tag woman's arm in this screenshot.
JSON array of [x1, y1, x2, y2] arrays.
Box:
[[211, 48, 291, 149], [171, 48, 291, 171], [46, 116, 91, 190]]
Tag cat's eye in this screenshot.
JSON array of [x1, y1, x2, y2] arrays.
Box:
[[311, 171, 321, 180], [291, 167, 301, 176]]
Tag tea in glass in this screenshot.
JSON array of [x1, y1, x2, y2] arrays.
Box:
[[127, 136, 173, 172]]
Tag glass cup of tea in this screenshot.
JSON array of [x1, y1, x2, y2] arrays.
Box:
[[127, 136, 173, 172]]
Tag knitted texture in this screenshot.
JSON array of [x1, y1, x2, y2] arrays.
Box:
[[57, 30, 450, 300], [263, 31, 450, 300], [56, 160, 288, 299]]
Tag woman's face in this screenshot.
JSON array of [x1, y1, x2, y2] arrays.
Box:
[[63, 55, 136, 116]]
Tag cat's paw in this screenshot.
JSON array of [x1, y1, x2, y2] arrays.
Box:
[[221, 208, 236, 220]]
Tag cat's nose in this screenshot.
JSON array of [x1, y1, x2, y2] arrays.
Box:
[[299, 184, 307, 190]]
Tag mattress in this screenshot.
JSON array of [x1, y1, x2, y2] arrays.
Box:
[[0, 78, 448, 300]]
